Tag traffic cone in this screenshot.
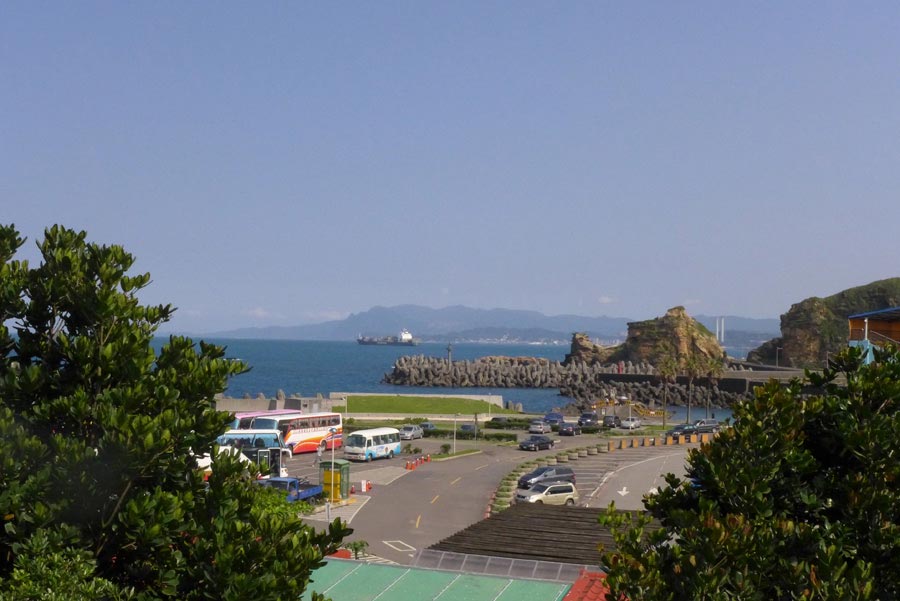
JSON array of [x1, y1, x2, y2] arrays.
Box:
[[426, 454, 431, 462], [350, 484, 355, 495], [367, 481, 373, 491]]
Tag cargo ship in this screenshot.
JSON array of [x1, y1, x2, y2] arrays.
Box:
[[357, 328, 419, 346]]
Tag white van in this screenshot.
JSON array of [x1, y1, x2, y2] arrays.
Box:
[[204, 429, 292, 477]]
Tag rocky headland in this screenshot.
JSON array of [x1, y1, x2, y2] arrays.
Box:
[[747, 277, 900, 368], [384, 306, 758, 412]]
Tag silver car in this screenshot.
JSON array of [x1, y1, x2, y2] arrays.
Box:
[[399, 424, 424, 440], [515, 481, 579, 505], [620, 417, 642, 430], [528, 419, 551, 434]]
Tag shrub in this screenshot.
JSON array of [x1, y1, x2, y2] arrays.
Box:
[[343, 540, 369, 560]]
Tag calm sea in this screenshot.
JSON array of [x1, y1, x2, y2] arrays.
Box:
[[158, 338, 730, 421]]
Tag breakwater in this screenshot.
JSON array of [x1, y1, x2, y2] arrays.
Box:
[[383, 355, 759, 410]]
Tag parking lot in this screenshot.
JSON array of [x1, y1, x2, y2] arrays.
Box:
[[288, 430, 699, 565]]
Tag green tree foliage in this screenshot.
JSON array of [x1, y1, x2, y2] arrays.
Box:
[[600, 346, 900, 600], [0, 225, 350, 599]]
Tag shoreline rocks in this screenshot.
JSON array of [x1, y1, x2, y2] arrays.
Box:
[[382, 354, 753, 411]]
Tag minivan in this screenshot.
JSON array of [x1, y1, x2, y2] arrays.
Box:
[[578, 412, 599, 427], [515, 481, 579, 505], [693, 418, 720, 433], [543, 412, 564, 426], [518, 466, 575, 489], [602, 415, 621, 428]]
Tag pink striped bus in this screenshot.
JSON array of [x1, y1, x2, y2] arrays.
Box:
[[230, 409, 297, 430], [249, 411, 343, 455]]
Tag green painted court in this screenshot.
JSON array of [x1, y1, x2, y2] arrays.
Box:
[[302, 559, 572, 601]]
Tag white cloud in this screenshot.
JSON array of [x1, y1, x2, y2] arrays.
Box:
[[243, 307, 282, 319], [597, 296, 615, 305]]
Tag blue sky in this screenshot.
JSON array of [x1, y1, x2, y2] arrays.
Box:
[[3, 3, 900, 333]]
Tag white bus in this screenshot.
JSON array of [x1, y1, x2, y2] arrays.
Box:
[[343, 427, 402, 462], [249, 411, 343, 455]]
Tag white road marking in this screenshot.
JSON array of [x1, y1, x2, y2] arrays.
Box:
[[589, 451, 687, 499], [383, 540, 416, 553]]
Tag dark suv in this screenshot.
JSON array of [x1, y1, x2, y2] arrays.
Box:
[[578, 412, 599, 427], [602, 415, 621, 428], [517, 466, 575, 490]]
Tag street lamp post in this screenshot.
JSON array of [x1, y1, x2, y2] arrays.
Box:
[[453, 413, 459, 455], [776, 347, 782, 367], [328, 427, 336, 503]]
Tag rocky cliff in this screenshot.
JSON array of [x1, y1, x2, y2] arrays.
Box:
[[564, 306, 725, 366], [747, 278, 900, 368]]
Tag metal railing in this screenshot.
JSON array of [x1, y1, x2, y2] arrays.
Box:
[[848, 328, 900, 345]]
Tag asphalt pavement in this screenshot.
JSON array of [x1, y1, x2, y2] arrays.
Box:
[[289, 432, 698, 565]]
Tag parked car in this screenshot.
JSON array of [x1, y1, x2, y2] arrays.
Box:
[[399, 424, 424, 440], [693, 418, 721, 433], [517, 466, 575, 489], [459, 423, 478, 434], [419, 421, 437, 432], [488, 416, 510, 427], [665, 423, 698, 438], [602, 415, 622, 428], [578, 412, 599, 427], [518, 435, 555, 451], [515, 481, 579, 505], [543, 412, 564, 426], [620, 417, 642, 430], [557, 422, 582, 436], [528, 419, 552, 434]]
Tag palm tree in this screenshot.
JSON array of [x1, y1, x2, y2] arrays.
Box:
[[704, 356, 725, 419], [684, 354, 704, 424], [657, 346, 679, 430]]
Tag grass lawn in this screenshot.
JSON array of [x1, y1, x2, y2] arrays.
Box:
[[337, 395, 520, 415], [430, 448, 481, 460]]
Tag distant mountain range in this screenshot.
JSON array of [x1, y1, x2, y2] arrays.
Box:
[[204, 304, 780, 344]]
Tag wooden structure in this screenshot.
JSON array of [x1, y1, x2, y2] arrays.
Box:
[[848, 306, 900, 363], [429, 503, 659, 567]]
